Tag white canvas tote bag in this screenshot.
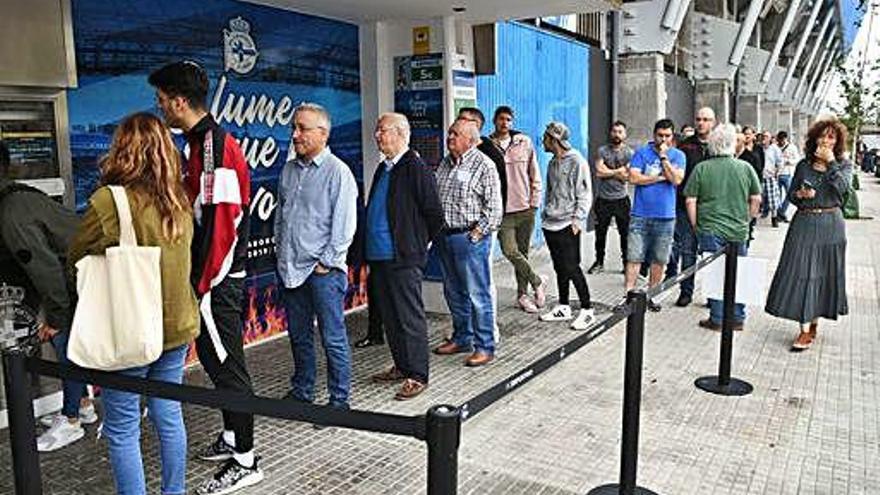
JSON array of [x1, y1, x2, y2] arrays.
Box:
[[68, 185, 163, 370]]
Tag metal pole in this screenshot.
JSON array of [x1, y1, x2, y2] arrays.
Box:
[[2, 350, 43, 495], [695, 243, 753, 396], [588, 291, 658, 495], [426, 404, 461, 495], [718, 242, 738, 386]]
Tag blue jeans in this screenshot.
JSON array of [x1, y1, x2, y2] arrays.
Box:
[[50, 330, 88, 418], [666, 208, 697, 297], [283, 270, 351, 408], [697, 233, 747, 324], [102, 345, 188, 495], [436, 233, 495, 354], [627, 216, 675, 265], [776, 174, 792, 217]]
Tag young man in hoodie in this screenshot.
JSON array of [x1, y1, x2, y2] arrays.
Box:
[[490, 106, 547, 314]]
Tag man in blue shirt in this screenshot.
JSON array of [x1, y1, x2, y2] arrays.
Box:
[[366, 113, 444, 400], [275, 103, 358, 410], [625, 119, 685, 311]]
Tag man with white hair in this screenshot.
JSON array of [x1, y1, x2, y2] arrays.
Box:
[[433, 118, 503, 367], [683, 123, 762, 331], [366, 113, 444, 400], [277, 102, 358, 410]]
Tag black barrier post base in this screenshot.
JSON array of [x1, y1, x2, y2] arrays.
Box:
[[588, 484, 660, 495], [587, 291, 659, 495], [694, 376, 754, 396], [426, 404, 461, 495], [695, 242, 753, 397], [2, 349, 43, 495]]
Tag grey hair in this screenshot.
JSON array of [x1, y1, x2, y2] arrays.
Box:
[[707, 123, 738, 157], [294, 102, 332, 132], [378, 112, 411, 144], [455, 117, 481, 144]]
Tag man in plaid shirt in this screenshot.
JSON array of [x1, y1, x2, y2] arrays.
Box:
[[433, 118, 503, 367]]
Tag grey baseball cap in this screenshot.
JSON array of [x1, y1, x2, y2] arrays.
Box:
[[544, 122, 572, 150]]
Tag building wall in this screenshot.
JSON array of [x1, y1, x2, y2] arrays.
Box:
[[664, 72, 696, 133], [476, 22, 591, 244]]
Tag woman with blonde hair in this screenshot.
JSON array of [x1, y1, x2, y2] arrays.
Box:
[[68, 112, 199, 494], [765, 118, 851, 351]]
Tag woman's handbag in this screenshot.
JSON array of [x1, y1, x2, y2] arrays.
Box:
[[68, 186, 163, 371]]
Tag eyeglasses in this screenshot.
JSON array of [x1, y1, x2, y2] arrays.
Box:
[[294, 124, 325, 133]]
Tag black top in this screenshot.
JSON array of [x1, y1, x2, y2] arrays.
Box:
[[789, 159, 853, 209], [365, 149, 445, 267], [478, 136, 507, 208], [739, 147, 764, 179], [676, 135, 710, 211]]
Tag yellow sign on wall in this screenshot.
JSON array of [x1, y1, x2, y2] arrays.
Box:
[[413, 26, 430, 55]]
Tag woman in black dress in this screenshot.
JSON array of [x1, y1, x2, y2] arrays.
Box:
[[765, 118, 851, 351]]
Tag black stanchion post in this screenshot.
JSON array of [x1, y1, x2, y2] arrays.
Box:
[[2, 350, 43, 495], [588, 291, 658, 495], [695, 242, 753, 396], [426, 404, 461, 495]]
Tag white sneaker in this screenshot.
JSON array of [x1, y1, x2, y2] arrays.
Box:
[[571, 308, 596, 331], [37, 416, 84, 452], [540, 304, 572, 322], [40, 403, 98, 428]]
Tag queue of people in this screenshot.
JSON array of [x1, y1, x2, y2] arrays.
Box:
[[0, 57, 853, 494]]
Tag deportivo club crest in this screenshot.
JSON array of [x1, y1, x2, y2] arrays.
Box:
[[224, 17, 258, 75]]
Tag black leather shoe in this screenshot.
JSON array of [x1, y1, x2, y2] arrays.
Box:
[[675, 294, 692, 307], [354, 336, 384, 348]]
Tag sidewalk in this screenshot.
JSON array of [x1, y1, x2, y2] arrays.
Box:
[[2, 172, 879, 494]]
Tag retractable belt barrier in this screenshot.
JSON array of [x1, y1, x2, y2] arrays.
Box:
[[5, 246, 743, 495]]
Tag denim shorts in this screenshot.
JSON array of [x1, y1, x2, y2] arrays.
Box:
[[627, 216, 675, 264]]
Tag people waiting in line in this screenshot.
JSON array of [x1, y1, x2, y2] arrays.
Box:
[[489, 106, 547, 314], [68, 113, 199, 495], [589, 120, 633, 276], [761, 130, 784, 228], [737, 126, 764, 244], [149, 61, 263, 494], [0, 142, 96, 453], [538, 122, 596, 330], [275, 103, 358, 410], [366, 113, 444, 400], [623, 119, 685, 311], [666, 107, 715, 308], [765, 118, 851, 351], [774, 130, 801, 223], [684, 123, 762, 331], [432, 118, 503, 367]]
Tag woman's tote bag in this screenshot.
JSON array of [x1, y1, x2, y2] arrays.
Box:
[[68, 186, 163, 371]]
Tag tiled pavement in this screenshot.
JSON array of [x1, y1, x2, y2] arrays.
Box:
[[3, 172, 880, 494]]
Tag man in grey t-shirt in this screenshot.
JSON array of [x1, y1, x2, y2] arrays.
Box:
[[588, 121, 634, 274]]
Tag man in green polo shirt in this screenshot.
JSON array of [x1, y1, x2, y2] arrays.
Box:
[[683, 123, 762, 331]]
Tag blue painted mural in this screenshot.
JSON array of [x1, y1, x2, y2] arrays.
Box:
[[68, 0, 364, 346]]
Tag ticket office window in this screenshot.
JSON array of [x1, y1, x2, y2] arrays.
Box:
[[0, 93, 73, 206]]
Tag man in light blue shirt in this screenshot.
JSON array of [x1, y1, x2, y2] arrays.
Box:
[[275, 102, 357, 409]]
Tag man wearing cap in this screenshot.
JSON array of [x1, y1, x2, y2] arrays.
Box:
[[538, 122, 596, 330], [149, 60, 263, 494], [490, 106, 547, 314], [433, 118, 503, 367]]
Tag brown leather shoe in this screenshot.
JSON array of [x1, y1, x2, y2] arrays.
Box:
[[433, 340, 471, 355], [371, 366, 405, 383], [394, 378, 427, 401], [791, 331, 813, 351], [464, 352, 494, 367]]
